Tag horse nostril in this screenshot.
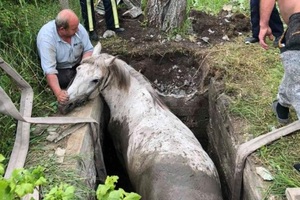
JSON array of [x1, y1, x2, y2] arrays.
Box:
[[58, 102, 74, 115]]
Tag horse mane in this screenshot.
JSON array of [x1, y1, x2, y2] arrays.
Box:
[[81, 54, 131, 91], [113, 58, 167, 110], [109, 58, 131, 91], [82, 54, 167, 109]]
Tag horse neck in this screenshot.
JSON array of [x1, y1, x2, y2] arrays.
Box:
[[102, 76, 159, 119]]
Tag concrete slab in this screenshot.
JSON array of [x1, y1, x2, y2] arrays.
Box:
[[64, 95, 104, 192], [24, 96, 104, 200], [286, 188, 300, 200], [208, 80, 273, 200]]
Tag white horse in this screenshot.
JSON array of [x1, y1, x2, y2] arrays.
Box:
[[66, 43, 223, 200]]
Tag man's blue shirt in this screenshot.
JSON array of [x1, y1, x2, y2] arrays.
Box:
[[37, 20, 93, 74]]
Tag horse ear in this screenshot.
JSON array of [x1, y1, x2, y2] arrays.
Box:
[[104, 57, 116, 67], [92, 42, 102, 56]]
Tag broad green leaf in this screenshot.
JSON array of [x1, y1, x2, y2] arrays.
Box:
[[0, 180, 13, 200], [35, 176, 47, 186], [15, 183, 34, 197], [105, 175, 118, 190], [108, 189, 123, 199], [0, 154, 5, 162], [64, 185, 75, 197], [0, 164, 4, 176], [96, 184, 110, 199], [124, 192, 142, 200]]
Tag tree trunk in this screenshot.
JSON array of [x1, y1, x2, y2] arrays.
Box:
[[145, 0, 187, 32]]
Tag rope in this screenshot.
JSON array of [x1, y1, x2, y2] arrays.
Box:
[[0, 57, 97, 180]]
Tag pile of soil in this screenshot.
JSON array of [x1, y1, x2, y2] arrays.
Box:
[[94, 5, 251, 95]]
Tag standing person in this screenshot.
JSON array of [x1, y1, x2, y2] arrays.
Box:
[[79, 0, 99, 41], [102, 0, 125, 32], [259, 0, 300, 124], [37, 9, 94, 105], [245, 0, 284, 47]]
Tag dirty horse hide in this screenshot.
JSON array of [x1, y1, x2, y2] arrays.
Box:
[[66, 43, 223, 200]]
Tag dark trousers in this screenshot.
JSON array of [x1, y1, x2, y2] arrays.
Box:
[[80, 0, 97, 32], [250, 0, 284, 38], [57, 68, 77, 89], [103, 0, 118, 29]]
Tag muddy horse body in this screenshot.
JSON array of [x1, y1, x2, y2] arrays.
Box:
[[66, 43, 223, 200]]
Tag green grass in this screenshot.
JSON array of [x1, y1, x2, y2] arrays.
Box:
[[25, 133, 95, 199], [0, 0, 83, 193], [1, 0, 298, 199], [0, 0, 83, 163], [208, 36, 300, 198], [189, 0, 249, 15]]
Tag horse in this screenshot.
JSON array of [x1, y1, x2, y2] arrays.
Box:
[[66, 43, 223, 200]]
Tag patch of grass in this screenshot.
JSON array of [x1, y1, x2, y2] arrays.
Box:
[[189, 0, 249, 15], [0, 0, 82, 164], [208, 36, 300, 198], [25, 133, 95, 199], [259, 133, 300, 199]]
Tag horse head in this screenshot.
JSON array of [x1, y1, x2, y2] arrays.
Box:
[[60, 43, 114, 114]]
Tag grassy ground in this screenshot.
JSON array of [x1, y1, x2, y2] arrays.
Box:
[[1, 0, 299, 199], [0, 0, 81, 164], [207, 36, 300, 199]]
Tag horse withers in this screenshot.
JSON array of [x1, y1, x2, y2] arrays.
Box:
[[66, 42, 223, 200]]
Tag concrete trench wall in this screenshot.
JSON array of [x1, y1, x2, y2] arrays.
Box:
[[64, 95, 104, 195], [207, 80, 269, 200], [32, 95, 104, 200], [159, 93, 210, 149]]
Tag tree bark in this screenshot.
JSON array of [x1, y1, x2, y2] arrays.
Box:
[[145, 0, 186, 32]]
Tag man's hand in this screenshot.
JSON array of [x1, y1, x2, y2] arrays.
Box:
[[46, 74, 69, 104], [56, 90, 69, 104], [259, 26, 274, 50]]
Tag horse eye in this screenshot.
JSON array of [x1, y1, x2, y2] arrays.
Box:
[[92, 79, 99, 83]]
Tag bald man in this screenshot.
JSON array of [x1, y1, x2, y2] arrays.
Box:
[[259, 0, 300, 123], [37, 9, 93, 105]]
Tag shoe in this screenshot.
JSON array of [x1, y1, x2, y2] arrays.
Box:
[[244, 37, 259, 44], [272, 100, 289, 124], [109, 27, 125, 33], [89, 31, 99, 41], [294, 163, 300, 172], [273, 37, 280, 48]]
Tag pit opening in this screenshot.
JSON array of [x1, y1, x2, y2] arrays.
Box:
[[98, 51, 226, 197]]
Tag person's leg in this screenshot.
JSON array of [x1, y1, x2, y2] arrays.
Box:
[[102, 0, 124, 32], [279, 51, 300, 120], [80, 0, 99, 41], [88, 0, 99, 40], [274, 70, 290, 124], [79, 0, 89, 31], [250, 0, 260, 38], [103, 0, 115, 29], [245, 0, 259, 43], [269, 5, 284, 38], [57, 69, 77, 89]]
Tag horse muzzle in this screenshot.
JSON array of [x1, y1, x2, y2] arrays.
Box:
[[58, 95, 90, 115]]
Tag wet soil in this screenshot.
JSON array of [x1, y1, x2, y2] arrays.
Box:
[[94, 6, 251, 95]]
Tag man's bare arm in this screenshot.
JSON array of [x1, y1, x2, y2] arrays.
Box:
[[259, 0, 277, 49], [46, 74, 69, 104], [82, 51, 93, 59]]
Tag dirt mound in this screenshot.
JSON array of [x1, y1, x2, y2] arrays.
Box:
[[95, 7, 250, 95]]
